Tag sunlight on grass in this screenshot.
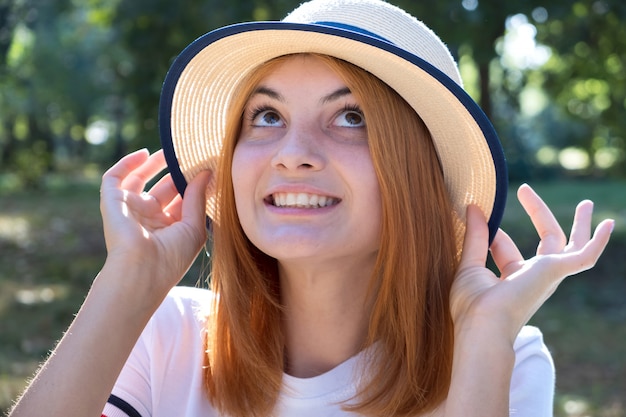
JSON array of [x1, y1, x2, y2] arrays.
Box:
[[14, 285, 68, 306], [561, 396, 589, 416], [1, 374, 26, 413], [0, 215, 32, 248], [556, 394, 625, 417], [0, 359, 42, 413]]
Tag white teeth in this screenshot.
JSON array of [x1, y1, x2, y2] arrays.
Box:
[[296, 193, 308, 206], [286, 193, 297, 206], [272, 192, 337, 208]]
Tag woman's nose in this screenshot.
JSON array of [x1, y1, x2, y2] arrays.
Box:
[[270, 126, 325, 171]]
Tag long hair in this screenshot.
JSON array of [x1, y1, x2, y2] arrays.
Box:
[[204, 54, 459, 417]]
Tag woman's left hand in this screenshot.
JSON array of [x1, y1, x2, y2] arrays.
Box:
[[450, 183, 614, 342]]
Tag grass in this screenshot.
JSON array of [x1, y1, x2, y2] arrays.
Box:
[[0, 176, 208, 414], [0, 177, 624, 416]]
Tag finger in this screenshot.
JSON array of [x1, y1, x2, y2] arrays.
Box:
[[180, 170, 211, 235], [121, 191, 174, 227], [100, 150, 151, 226], [101, 149, 150, 193], [560, 218, 614, 276], [163, 194, 184, 222], [458, 204, 490, 270], [146, 173, 180, 209], [120, 149, 167, 194], [489, 228, 524, 277], [566, 200, 593, 252], [517, 184, 567, 255]]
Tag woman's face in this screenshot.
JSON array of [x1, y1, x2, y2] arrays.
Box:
[[232, 55, 382, 267]]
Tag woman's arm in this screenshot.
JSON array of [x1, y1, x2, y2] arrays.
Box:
[[8, 150, 210, 417], [444, 184, 614, 416]]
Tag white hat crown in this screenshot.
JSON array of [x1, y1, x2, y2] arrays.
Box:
[[283, 0, 463, 86]]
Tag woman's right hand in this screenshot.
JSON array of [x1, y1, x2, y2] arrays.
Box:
[[100, 149, 210, 295], [7, 149, 210, 417]]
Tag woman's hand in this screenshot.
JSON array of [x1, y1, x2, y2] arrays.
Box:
[[100, 149, 210, 293], [8, 150, 210, 417], [450, 183, 614, 342]]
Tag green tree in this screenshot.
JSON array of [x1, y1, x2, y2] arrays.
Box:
[[399, 0, 625, 180], [397, 0, 551, 180], [110, 0, 266, 155], [533, 0, 626, 177], [0, 0, 56, 186], [1, 0, 624, 185], [0, 0, 124, 185]]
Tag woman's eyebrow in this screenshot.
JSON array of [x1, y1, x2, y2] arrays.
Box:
[[251, 86, 284, 101], [249, 85, 352, 104], [320, 87, 352, 105]]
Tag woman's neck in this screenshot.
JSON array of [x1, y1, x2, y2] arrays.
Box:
[[278, 257, 376, 378]]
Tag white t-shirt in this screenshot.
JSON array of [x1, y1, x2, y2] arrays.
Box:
[[102, 286, 555, 417]]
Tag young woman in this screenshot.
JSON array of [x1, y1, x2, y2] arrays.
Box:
[[9, 1, 613, 416]]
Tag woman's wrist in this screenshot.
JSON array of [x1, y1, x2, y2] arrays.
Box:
[[97, 255, 174, 316], [454, 311, 520, 348], [446, 316, 516, 417]]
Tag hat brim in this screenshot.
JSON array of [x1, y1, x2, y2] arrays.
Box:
[[159, 21, 507, 246]]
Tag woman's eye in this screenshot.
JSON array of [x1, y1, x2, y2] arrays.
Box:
[[334, 109, 365, 127], [252, 109, 284, 127]]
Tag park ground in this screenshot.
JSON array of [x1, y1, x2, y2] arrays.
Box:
[[1, 177, 625, 416]]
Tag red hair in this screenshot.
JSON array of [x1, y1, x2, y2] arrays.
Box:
[[204, 54, 458, 417]]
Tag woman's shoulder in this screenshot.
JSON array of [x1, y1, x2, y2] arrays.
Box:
[[514, 325, 549, 353], [512, 325, 554, 386], [106, 286, 215, 416], [148, 286, 214, 335], [512, 325, 553, 367], [161, 285, 214, 310], [509, 327, 555, 413]]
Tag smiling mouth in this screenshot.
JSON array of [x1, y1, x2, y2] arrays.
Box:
[[268, 192, 340, 209]]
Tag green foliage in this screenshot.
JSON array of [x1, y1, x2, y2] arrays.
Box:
[[0, 0, 625, 184], [532, 0, 626, 177], [111, 0, 260, 152], [10, 142, 49, 188]]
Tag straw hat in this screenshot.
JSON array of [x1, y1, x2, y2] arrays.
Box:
[[159, 0, 508, 248]]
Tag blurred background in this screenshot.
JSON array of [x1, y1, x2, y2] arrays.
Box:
[[0, 0, 624, 415]]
